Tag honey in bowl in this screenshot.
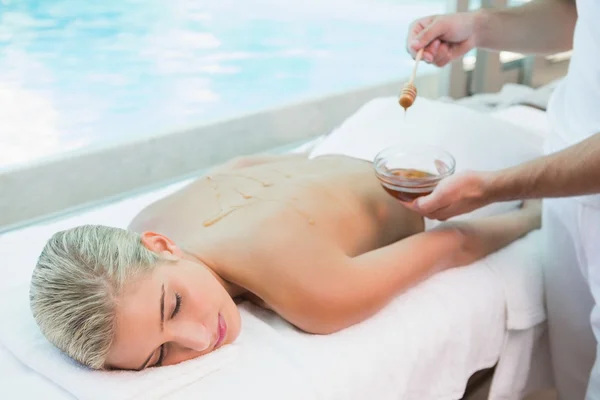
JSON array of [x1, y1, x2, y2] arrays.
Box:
[[380, 168, 438, 202], [390, 168, 434, 179], [373, 144, 456, 203]]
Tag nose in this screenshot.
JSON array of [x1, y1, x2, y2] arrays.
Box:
[[171, 319, 212, 352]]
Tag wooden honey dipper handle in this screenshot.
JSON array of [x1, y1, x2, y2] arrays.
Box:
[[399, 48, 424, 110], [409, 48, 424, 85]]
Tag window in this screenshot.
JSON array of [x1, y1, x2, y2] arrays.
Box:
[[0, 0, 446, 171]]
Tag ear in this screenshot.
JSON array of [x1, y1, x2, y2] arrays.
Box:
[[140, 232, 184, 259]]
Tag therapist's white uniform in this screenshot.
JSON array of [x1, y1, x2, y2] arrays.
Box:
[[544, 0, 600, 399]]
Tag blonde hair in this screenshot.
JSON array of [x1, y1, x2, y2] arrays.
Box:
[[29, 225, 160, 369]]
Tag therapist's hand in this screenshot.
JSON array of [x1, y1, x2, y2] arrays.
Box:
[[402, 170, 493, 220], [406, 12, 482, 67]]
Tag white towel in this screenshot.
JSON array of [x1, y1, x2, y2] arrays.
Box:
[[0, 293, 318, 400], [0, 289, 232, 400], [483, 231, 551, 399], [0, 232, 542, 400], [485, 229, 546, 331], [309, 97, 551, 399], [0, 255, 508, 400]]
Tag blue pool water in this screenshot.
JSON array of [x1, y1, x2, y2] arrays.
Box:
[[0, 0, 446, 169]]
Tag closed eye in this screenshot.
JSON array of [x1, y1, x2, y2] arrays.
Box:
[[171, 293, 182, 319], [152, 344, 165, 368]]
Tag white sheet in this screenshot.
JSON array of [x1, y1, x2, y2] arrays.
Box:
[[0, 99, 550, 400]]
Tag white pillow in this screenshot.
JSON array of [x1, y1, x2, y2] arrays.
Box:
[[309, 96, 546, 222]]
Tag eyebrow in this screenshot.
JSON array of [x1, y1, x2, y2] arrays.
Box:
[[137, 284, 165, 371]]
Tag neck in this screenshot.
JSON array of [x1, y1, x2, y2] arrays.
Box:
[[181, 251, 247, 298]]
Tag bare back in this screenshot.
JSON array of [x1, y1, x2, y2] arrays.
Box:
[[129, 155, 424, 299]]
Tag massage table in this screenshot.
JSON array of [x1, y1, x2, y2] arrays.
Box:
[[0, 97, 554, 400]]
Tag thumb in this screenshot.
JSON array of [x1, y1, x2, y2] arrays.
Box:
[[413, 191, 441, 213], [413, 20, 446, 49]]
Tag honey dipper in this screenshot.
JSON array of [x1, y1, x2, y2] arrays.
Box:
[[399, 48, 424, 111]]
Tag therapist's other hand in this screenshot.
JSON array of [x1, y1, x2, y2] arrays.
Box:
[[406, 12, 481, 67], [402, 170, 492, 220]]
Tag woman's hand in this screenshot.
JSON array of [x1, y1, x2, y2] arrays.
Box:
[[406, 11, 483, 67]]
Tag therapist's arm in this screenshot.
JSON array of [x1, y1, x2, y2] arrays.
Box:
[[476, 0, 578, 54], [407, 133, 600, 221], [408, 0, 577, 64], [489, 132, 600, 200]]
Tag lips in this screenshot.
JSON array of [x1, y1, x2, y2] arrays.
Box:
[[213, 313, 227, 349]]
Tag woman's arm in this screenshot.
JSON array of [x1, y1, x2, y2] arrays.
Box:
[[267, 202, 540, 334]]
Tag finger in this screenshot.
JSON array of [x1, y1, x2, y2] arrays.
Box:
[[407, 17, 434, 57], [449, 40, 473, 59], [429, 210, 452, 221], [400, 197, 439, 216], [413, 189, 447, 214], [432, 42, 450, 66], [422, 40, 439, 63], [434, 53, 451, 67], [398, 200, 420, 212], [413, 18, 446, 51], [402, 176, 454, 216], [423, 204, 452, 221], [408, 17, 435, 45], [406, 24, 420, 57]]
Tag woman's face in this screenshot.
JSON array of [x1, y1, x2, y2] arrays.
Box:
[[104, 235, 242, 370]]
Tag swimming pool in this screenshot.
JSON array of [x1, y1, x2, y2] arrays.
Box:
[[0, 0, 446, 170]]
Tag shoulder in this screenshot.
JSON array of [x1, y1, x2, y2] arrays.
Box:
[[127, 208, 154, 232]]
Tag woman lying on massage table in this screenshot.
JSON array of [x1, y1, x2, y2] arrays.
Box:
[[29, 152, 541, 371]]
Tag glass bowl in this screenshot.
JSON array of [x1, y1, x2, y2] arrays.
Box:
[[373, 144, 456, 202]]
